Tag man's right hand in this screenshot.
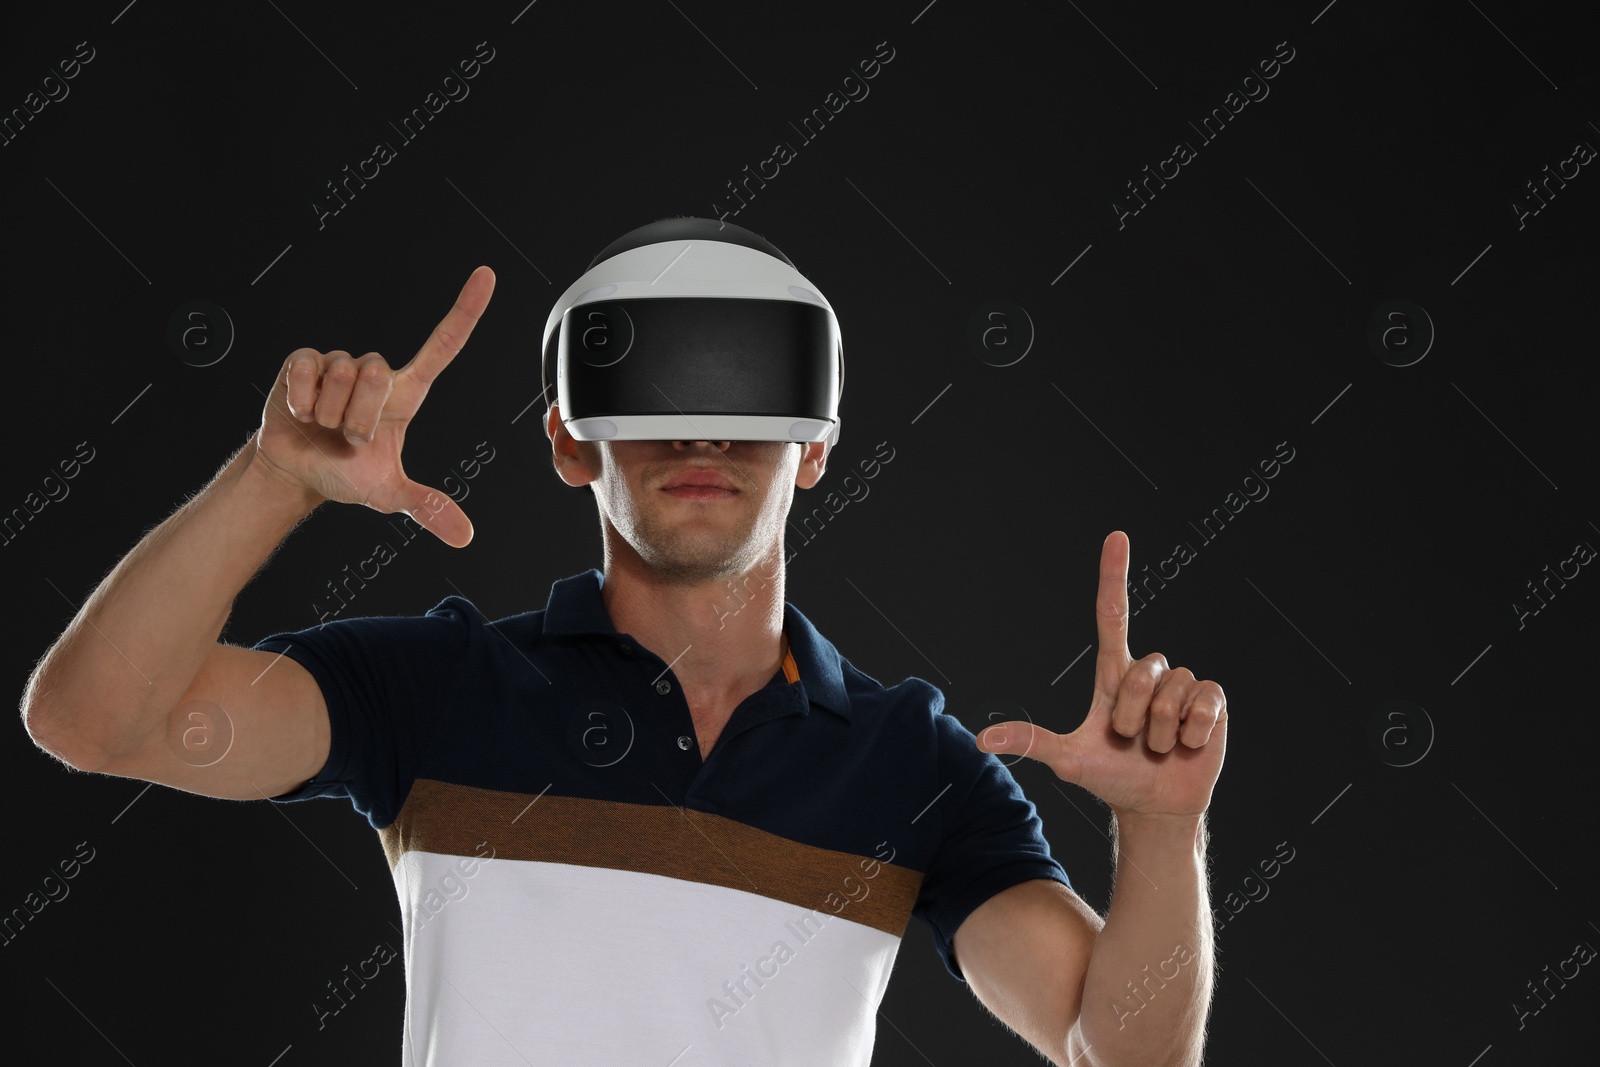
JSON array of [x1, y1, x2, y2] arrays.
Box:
[[252, 265, 496, 548]]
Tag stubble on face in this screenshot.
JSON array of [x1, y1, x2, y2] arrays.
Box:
[[591, 442, 799, 587]]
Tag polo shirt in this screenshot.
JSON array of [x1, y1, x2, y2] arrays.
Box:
[[254, 567, 1071, 1065]]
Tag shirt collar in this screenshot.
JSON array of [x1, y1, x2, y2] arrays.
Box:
[[542, 568, 852, 722]]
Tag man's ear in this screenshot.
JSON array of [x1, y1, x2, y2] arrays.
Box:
[[795, 439, 828, 490], [547, 404, 599, 489]]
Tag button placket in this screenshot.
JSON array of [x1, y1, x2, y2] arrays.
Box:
[[644, 667, 691, 753]]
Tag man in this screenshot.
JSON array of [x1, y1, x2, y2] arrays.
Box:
[[22, 219, 1226, 1066]]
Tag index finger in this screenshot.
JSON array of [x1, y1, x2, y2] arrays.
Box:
[[1094, 530, 1132, 697], [398, 265, 496, 386]]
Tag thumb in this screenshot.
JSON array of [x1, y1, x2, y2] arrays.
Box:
[[978, 720, 1082, 784], [386, 479, 475, 548]]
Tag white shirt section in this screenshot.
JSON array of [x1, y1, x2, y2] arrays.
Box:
[[392, 850, 903, 1066]]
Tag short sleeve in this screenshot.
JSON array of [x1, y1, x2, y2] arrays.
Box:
[[912, 707, 1072, 984], [250, 596, 474, 829]]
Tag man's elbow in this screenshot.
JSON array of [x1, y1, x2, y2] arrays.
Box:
[[21, 681, 116, 774], [1064, 1019, 1206, 1067], [24, 701, 87, 771]]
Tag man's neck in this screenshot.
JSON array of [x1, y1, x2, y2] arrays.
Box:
[[599, 547, 789, 711]]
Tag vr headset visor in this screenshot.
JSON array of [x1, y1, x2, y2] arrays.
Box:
[[541, 222, 843, 446]]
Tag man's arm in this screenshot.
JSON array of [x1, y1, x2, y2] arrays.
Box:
[[964, 530, 1227, 1066], [22, 441, 332, 798], [953, 816, 1211, 1067], [951, 879, 1101, 1063], [1073, 812, 1211, 1064], [20, 267, 495, 798]]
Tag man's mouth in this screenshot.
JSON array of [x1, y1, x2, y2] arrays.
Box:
[[662, 468, 739, 492]]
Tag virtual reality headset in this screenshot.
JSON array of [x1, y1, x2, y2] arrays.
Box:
[[541, 217, 843, 449]]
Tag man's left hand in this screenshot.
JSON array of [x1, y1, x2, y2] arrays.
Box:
[[977, 531, 1227, 818]]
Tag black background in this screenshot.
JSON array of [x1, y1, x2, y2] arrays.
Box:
[[3, 1, 1597, 1064]]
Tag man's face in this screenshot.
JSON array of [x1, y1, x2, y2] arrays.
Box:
[[547, 406, 827, 584]]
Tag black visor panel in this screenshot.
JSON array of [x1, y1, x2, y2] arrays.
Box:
[[555, 298, 839, 420]]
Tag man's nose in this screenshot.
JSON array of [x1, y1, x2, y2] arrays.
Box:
[[672, 439, 732, 451]]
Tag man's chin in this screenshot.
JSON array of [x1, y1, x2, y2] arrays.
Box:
[[636, 543, 747, 585]]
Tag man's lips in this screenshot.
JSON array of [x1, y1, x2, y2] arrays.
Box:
[[662, 469, 738, 491]]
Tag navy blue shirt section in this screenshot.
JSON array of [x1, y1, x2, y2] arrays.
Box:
[[252, 567, 1071, 981]]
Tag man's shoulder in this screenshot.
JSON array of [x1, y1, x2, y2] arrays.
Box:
[[835, 655, 946, 722], [793, 602, 954, 728], [829, 647, 996, 760], [253, 591, 550, 651]]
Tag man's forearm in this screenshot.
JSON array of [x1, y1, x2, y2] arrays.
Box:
[[1068, 812, 1213, 1067], [23, 435, 321, 766]]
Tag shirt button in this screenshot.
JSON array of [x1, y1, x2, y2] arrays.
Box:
[[677, 735, 693, 751], [655, 679, 672, 695], [618, 643, 634, 657]]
